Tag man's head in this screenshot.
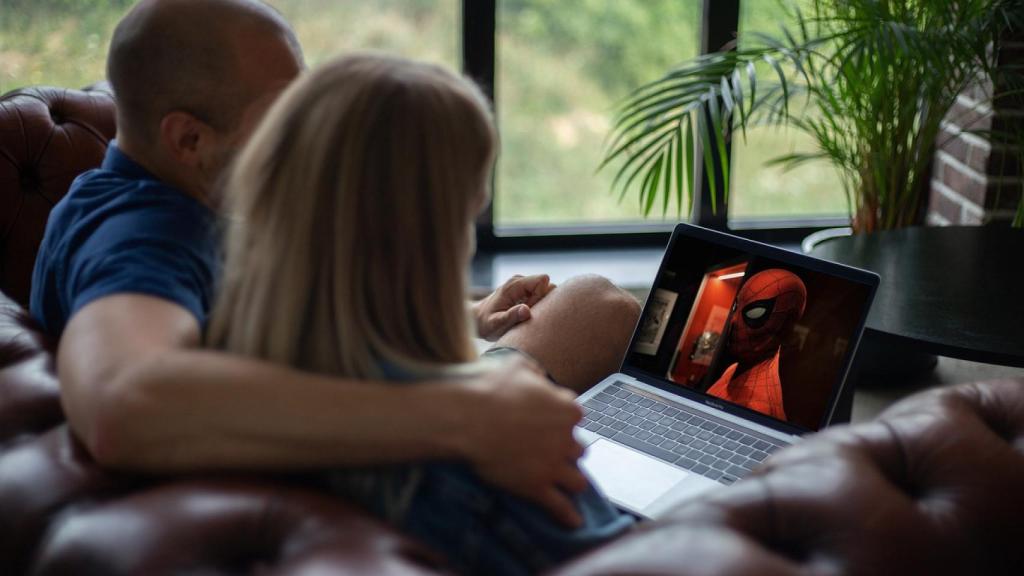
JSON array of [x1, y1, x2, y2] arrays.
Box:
[[107, 0, 303, 201]]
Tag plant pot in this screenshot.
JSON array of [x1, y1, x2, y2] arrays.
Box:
[[800, 226, 853, 254]]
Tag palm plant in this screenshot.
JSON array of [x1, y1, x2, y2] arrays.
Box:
[[602, 0, 1024, 232]]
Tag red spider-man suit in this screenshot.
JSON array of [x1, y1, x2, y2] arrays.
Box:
[[707, 269, 806, 420]]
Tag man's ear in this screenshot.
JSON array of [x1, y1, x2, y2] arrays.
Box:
[[159, 111, 213, 168]]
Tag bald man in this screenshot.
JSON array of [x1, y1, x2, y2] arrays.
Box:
[[30, 0, 640, 528]]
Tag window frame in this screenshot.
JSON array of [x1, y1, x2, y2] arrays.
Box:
[[464, 0, 846, 251]]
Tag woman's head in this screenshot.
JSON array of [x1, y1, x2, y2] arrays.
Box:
[[208, 53, 496, 378]]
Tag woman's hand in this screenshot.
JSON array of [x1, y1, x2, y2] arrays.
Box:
[[472, 274, 556, 341]]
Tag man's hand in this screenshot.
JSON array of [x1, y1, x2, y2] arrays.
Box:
[[473, 274, 556, 341], [459, 357, 588, 528]]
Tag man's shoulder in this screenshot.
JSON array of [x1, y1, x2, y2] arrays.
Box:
[[50, 167, 214, 252], [31, 165, 217, 334], [46, 142, 213, 248], [66, 166, 205, 220]]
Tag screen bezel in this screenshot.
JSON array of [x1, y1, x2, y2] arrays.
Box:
[[621, 223, 880, 436]]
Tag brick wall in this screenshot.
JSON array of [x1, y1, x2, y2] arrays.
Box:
[[927, 39, 1023, 226]]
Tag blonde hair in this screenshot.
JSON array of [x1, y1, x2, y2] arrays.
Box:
[[207, 53, 496, 379]]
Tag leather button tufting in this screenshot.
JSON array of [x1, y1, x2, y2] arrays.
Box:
[[0, 86, 116, 307], [19, 166, 40, 193]]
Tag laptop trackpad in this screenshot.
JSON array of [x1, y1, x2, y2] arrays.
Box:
[[581, 439, 690, 512]]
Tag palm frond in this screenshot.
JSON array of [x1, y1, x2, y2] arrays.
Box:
[[601, 0, 1024, 228]]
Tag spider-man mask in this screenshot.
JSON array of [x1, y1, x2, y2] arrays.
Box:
[[727, 269, 807, 365]]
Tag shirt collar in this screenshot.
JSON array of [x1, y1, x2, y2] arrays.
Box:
[[100, 140, 161, 182]]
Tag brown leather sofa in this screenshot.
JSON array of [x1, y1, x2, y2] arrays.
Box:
[[2, 86, 1023, 575]]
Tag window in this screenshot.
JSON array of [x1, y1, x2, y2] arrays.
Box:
[[494, 0, 701, 227], [2, 0, 839, 248], [727, 0, 846, 222], [274, 0, 459, 69], [0, 1, 459, 92], [0, 0, 129, 92]]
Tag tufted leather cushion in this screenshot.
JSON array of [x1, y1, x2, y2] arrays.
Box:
[[0, 85, 116, 309], [33, 479, 446, 576], [552, 379, 1024, 575], [0, 427, 133, 574], [0, 289, 450, 575]]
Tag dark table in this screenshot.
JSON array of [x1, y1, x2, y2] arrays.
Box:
[[811, 226, 1024, 369]]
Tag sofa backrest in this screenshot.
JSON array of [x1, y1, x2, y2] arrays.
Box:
[[0, 288, 448, 576], [0, 85, 116, 308]]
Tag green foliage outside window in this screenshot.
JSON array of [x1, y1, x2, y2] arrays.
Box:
[[0, 0, 849, 226]]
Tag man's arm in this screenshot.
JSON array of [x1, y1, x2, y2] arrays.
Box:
[[59, 294, 588, 526]]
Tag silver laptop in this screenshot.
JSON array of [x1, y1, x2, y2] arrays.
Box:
[[576, 223, 878, 519]]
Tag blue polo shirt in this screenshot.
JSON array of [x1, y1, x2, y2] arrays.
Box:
[[30, 142, 219, 339]]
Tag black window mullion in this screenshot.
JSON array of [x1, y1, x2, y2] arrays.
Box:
[[463, 0, 498, 251], [461, 0, 496, 100], [694, 0, 740, 230]]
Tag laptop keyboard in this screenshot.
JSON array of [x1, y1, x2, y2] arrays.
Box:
[[580, 381, 788, 485]]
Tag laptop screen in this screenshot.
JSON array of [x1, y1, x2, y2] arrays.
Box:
[[624, 225, 876, 432]]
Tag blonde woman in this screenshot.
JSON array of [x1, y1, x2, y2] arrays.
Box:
[[207, 53, 632, 575]]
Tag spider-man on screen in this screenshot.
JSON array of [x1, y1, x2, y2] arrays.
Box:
[[706, 269, 807, 420], [625, 231, 874, 431]]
